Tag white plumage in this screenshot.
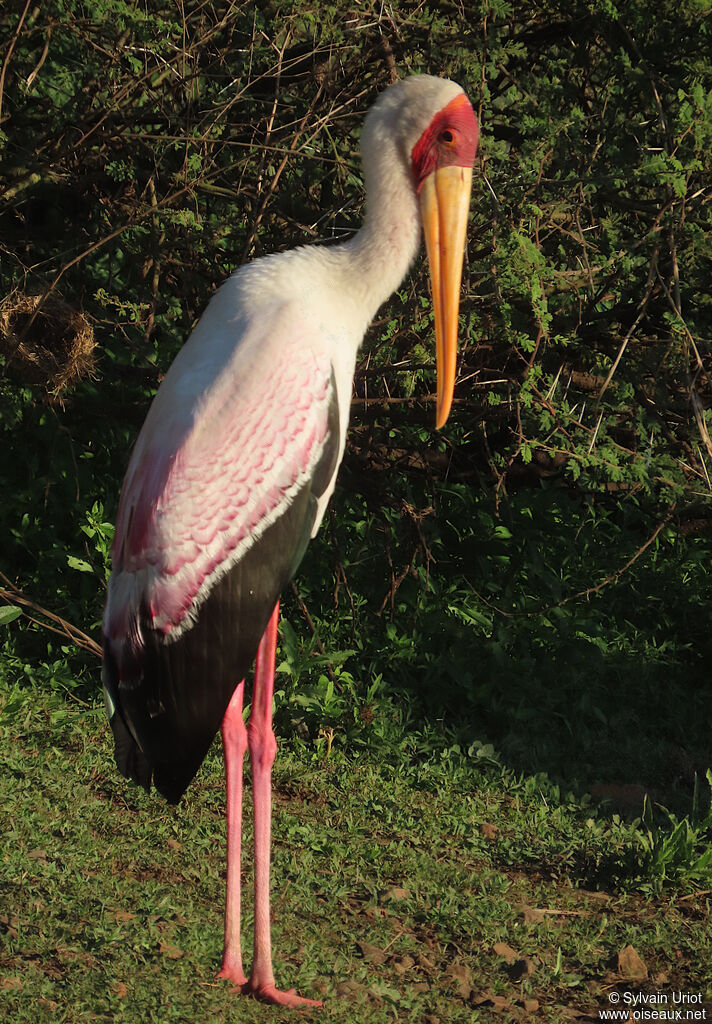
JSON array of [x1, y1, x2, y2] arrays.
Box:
[[103, 74, 478, 1007]]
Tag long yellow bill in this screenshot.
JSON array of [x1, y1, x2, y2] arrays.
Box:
[[419, 165, 473, 428]]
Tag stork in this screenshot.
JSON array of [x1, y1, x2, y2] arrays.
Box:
[[102, 74, 478, 1007]]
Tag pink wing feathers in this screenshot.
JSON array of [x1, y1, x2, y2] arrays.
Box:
[[106, 326, 335, 648]]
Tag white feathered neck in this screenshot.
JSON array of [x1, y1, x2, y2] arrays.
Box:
[[235, 76, 466, 331]]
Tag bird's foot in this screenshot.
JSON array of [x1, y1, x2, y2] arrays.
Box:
[[243, 980, 323, 1008], [216, 961, 248, 988]]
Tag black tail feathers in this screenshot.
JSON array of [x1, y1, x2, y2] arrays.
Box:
[[108, 704, 153, 794]]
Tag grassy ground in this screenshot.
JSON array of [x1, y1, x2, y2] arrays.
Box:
[[2, 682, 711, 1024]]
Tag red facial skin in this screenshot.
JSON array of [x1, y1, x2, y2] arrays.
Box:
[[411, 93, 479, 192]]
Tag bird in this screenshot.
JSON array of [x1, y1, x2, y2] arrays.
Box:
[[102, 74, 478, 1007]]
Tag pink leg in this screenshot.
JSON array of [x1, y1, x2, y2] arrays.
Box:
[[217, 681, 249, 986], [243, 603, 322, 1008]]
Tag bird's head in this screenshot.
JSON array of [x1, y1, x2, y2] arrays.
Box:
[[363, 76, 479, 427]]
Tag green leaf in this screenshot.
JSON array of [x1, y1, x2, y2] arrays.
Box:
[[67, 556, 94, 574], [0, 605, 22, 626]]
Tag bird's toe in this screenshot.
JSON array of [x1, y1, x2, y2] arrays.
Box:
[[245, 980, 323, 1008]]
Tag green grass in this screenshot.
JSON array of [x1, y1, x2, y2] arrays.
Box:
[[2, 3, 712, 1016], [2, 686, 711, 1024]]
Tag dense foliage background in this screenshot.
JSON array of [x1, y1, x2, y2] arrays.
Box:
[[2, 0, 710, 791], [1, 1, 712, 1018]]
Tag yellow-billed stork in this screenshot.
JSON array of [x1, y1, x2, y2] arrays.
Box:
[[102, 74, 478, 1006]]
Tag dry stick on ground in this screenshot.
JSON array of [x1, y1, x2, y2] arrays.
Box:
[[0, 570, 102, 659]]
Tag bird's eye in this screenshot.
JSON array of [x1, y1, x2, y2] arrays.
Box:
[[440, 128, 456, 145]]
